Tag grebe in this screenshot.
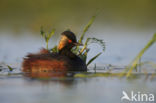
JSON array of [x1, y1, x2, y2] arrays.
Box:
[[22, 31, 87, 73]]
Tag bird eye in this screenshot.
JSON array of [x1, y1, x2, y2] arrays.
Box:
[[68, 40, 72, 43]]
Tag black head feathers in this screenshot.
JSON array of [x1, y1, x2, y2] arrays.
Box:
[[61, 31, 77, 43]]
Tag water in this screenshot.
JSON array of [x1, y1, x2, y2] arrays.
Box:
[[0, 73, 156, 103], [0, 29, 156, 103]]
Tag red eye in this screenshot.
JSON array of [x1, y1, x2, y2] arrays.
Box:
[[68, 40, 72, 43]]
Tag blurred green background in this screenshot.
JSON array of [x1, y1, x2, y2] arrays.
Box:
[[0, 0, 156, 34]]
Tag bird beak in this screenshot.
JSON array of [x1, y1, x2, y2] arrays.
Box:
[[73, 42, 83, 46]]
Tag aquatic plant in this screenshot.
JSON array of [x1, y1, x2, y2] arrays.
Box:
[[7, 65, 14, 72], [40, 15, 105, 67], [72, 15, 105, 65], [78, 15, 97, 44], [126, 33, 156, 77], [40, 26, 55, 49], [77, 37, 105, 65], [0, 64, 14, 72]]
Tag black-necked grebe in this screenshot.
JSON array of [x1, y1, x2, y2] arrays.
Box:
[[22, 31, 87, 73]]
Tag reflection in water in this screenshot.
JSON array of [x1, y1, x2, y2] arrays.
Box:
[[24, 72, 69, 78], [23, 71, 83, 87], [0, 73, 156, 103]]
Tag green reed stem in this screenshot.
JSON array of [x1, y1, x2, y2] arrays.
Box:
[[126, 33, 156, 77]]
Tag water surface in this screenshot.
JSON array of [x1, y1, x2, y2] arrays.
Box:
[[0, 72, 156, 103]]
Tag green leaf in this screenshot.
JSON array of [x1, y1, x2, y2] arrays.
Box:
[[51, 45, 58, 52], [7, 65, 13, 71], [40, 27, 56, 50], [88, 38, 105, 52], [74, 14, 98, 54], [87, 52, 102, 66], [40, 26, 45, 37], [47, 29, 55, 41], [78, 15, 97, 44], [45, 35, 48, 42], [79, 37, 105, 54], [126, 33, 156, 77]]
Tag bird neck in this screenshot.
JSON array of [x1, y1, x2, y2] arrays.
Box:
[[59, 47, 71, 55], [59, 47, 76, 58]]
